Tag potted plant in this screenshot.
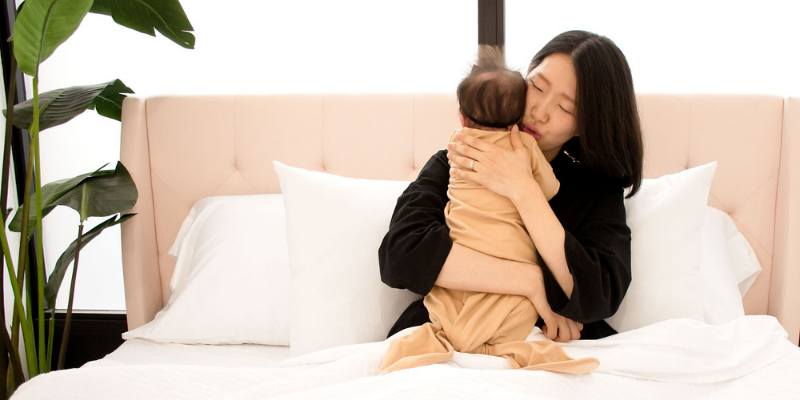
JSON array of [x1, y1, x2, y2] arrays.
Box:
[[0, 0, 194, 397]]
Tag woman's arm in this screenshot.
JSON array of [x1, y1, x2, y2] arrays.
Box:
[[436, 243, 541, 297], [446, 131, 573, 295], [448, 131, 631, 326], [379, 150, 576, 339], [545, 187, 631, 324], [379, 150, 545, 301], [378, 151, 452, 295]]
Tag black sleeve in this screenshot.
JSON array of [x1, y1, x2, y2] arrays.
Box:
[[543, 186, 632, 324], [379, 150, 453, 296]]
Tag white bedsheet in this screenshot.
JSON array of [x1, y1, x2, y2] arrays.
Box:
[[86, 339, 291, 368], [12, 316, 800, 400]]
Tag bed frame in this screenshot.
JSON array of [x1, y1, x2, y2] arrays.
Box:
[[119, 94, 800, 345]]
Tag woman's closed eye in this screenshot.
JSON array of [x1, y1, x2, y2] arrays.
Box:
[[530, 79, 543, 92], [559, 105, 574, 115]]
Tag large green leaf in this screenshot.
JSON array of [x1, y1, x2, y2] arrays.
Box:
[[9, 161, 137, 233], [50, 161, 137, 221], [44, 213, 135, 311], [13, 0, 94, 76], [4, 80, 134, 131], [9, 164, 110, 233], [90, 0, 195, 49], [87, 80, 135, 122]]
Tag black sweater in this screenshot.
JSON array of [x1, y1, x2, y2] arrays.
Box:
[[378, 138, 632, 339]]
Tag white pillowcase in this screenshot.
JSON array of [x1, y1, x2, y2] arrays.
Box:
[[700, 206, 762, 325], [700, 206, 745, 324], [606, 162, 717, 332], [123, 195, 291, 345], [273, 161, 421, 356]]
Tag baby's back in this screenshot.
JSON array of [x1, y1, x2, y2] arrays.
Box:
[[444, 127, 558, 264]]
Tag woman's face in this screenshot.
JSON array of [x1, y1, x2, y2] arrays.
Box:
[[520, 53, 578, 162]]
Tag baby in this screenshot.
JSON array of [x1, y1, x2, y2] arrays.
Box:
[[380, 46, 599, 374]]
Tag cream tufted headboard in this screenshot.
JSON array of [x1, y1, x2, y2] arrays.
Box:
[[119, 94, 800, 345]]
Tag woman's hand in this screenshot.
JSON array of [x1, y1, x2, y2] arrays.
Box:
[[542, 314, 583, 342], [525, 264, 582, 342], [532, 293, 584, 342], [447, 126, 537, 200]]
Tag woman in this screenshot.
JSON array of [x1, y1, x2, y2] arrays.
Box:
[[379, 30, 644, 342]]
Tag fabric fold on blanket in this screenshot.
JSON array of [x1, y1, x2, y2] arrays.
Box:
[[379, 287, 599, 374]]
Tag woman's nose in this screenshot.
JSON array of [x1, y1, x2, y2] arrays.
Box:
[[530, 102, 549, 124]]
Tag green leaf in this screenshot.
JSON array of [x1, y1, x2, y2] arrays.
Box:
[[87, 80, 135, 122], [90, 0, 195, 49], [50, 161, 138, 222], [44, 213, 135, 312], [9, 164, 110, 233], [4, 80, 134, 131], [13, 0, 94, 76]]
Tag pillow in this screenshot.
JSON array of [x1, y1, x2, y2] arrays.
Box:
[[700, 206, 746, 325], [605, 162, 717, 332], [123, 194, 291, 345], [726, 225, 762, 298], [273, 161, 421, 356]]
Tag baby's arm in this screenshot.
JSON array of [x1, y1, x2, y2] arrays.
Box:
[[530, 140, 560, 200]]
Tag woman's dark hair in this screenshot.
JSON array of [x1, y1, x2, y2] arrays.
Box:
[[529, 30, 644, 197]]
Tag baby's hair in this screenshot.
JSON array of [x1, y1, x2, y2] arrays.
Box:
[[457, 45, 527, 129]]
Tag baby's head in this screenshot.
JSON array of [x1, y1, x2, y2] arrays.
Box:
[[457, 46, 527, 130]]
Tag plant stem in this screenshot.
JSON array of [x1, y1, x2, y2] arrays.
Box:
[[1, 50, 17, 223], [0, 318, 23, 398], [31, 77, 46, 374], [57, 222, 82, 371], [10, 133, 35, 355], [0, 211, 36, 377], [46, 315, 54, 372], [0, 49, 19, 400]]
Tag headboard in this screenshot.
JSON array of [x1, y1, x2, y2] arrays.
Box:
[[119, 94, 800, 345]]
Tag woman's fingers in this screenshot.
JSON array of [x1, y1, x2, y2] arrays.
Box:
[[456, 132, 494, 152], [447, 140, 482, 162], [450, 164, 480, 185], [556, 319, 572, 342], [567, 319, 581, 340], [541, 316, 559, 340], [542, 314, 583, 342], [446, 151, 475, 171]]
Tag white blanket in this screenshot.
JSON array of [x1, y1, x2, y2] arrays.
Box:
[[12, 316, 800, 400]]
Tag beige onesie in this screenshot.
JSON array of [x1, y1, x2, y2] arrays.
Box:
[[380, 127, 599, 374]]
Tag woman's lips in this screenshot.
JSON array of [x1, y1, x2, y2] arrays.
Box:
[[522, 125, 541, 140]]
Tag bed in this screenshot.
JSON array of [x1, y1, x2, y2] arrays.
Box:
[[11, 94, 800, 399]]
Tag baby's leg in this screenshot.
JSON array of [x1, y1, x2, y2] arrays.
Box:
[[447, 292, 538, 354], [485, 296, 599, 374], [379, 321, 454, 374], [379, 286, 463, 374]]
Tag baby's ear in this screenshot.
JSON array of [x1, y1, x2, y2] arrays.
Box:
[[458, 112, 468, 128]]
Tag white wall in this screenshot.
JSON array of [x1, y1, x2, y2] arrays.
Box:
[[20, 0, 800, 311], [506, 0, 800, 96], [28, 0, 478, 311]]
